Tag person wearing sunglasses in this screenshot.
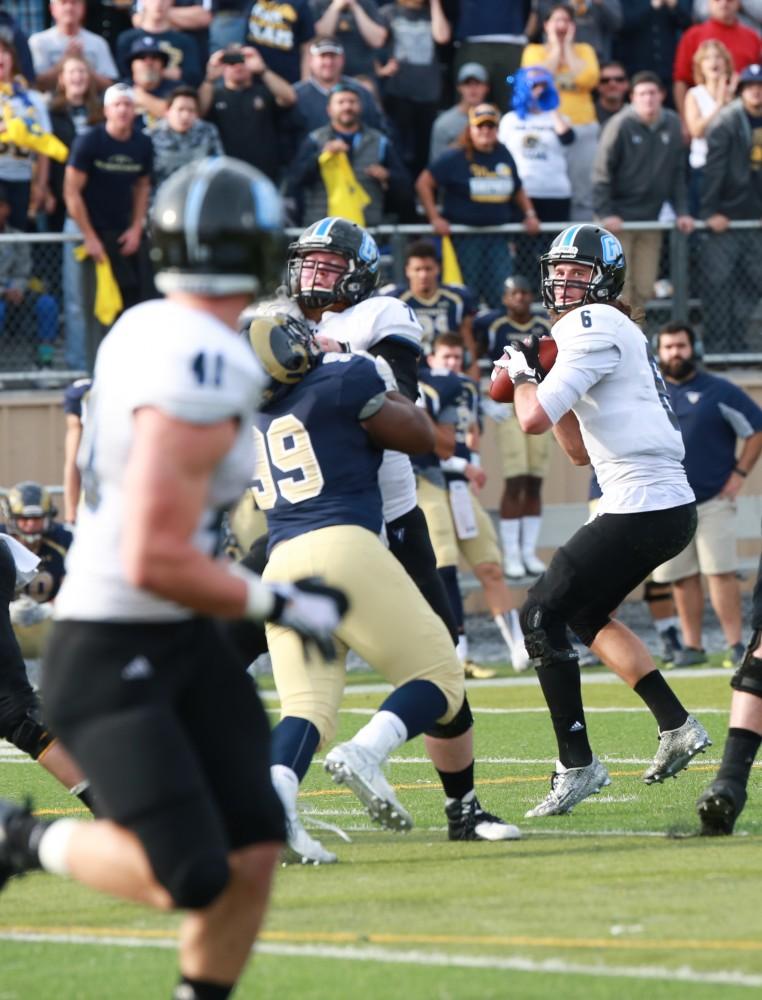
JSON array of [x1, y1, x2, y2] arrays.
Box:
[[595, 59, 629, 125]]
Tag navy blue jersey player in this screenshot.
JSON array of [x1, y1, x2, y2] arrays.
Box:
[[247, 313, 520, 863]]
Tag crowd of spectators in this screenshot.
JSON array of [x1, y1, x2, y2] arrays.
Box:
[[0, 0, 757, 363]]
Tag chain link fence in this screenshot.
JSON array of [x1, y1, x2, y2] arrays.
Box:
[[0, 221, 758, 385]]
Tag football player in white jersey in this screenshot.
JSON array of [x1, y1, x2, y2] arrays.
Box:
[[495, 223, 711, 817], [0, 158, 348, 1000]]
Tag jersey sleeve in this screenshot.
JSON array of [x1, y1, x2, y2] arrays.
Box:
[[536, 310, 620, 424], [337, 354, 387, 420], [127, 335, 264, 425], [63, 378, 92, 417], [365, 296, 423, 353], [717, 384, 762, 438]]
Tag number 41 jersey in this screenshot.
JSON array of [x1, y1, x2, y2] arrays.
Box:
[[55, 299, 266, 623]]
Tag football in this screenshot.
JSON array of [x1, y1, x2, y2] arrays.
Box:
[[489, 337, 558, 403]]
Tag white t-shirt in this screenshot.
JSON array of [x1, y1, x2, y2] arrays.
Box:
[[536, 304, 695, 514], [498, 109, 572, 200], [29, 27, 118, 80], [319, 297, 422, 523], [687, 84, 717, 170], [56, 299, 266, 622]]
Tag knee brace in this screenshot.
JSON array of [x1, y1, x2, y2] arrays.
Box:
[[425, 696, 473, 739], [519, 601, 578, 668], [644, 581, 672, 604], [4, 706, 55, 760], [731, 632, 762, 698]]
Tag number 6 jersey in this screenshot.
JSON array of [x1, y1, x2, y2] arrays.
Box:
[[55, 299, 267, 622], [535, 303, 695, 515]]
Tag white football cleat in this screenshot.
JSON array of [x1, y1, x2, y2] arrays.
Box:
[[271, 764, 338, 865], [324, 741, 413, 831]]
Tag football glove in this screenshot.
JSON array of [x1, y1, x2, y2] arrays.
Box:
[[268, 577, 350, 661], [494, 334, 546, 387], [10, 595, 53, 627]]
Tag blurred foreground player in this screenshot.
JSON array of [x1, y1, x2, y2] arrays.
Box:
[[0, 158, 347, 1000], [494, 223, 710, 817]]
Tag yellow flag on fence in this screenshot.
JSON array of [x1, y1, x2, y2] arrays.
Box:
[[74, 245, 123, 327], [0, 99, 68, 163], [318, 149, 371, 226], [441, 235, 464, 286]]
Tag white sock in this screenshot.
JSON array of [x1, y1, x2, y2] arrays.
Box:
[[654, 616, 680, 635], [351, 710, 408, 761], [37, 818, 79, 877], [456, 633, 468, 664], [499, 519, 522, 560], [521, 516, 542, 560], [493, 613, 515, 656], [270, 764, 299, 816]]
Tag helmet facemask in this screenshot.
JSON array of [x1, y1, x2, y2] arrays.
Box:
[[287, 251, 351, 310]]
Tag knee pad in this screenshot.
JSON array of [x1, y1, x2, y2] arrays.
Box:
[[425, 695, 473, 739], [731, 633, 762, 698], [519, 601, 577, 668], [3, 704, 55, 760], [161, 850, 231, 910]]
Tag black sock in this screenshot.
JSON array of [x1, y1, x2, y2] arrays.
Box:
[[174, 976, 233, 1000], [436, 761, 474, 801], [75, 785, 96, 814], [633, 671, 687, 733], [6, 809, 48, 871], [535, 662, 592, 768], [716, 728, 762, 788]]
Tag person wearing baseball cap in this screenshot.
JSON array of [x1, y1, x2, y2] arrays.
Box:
[[430, 63, 490, 162], [699, 61, 762, 351], [295, 34, 383, 134]]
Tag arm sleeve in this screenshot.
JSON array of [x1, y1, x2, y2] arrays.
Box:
[[536, 343, 621, 425], [368, 338, 420, 401]]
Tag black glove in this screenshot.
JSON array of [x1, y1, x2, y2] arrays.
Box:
[[507, 334, 548, 384], [268, 576, 350, 661]]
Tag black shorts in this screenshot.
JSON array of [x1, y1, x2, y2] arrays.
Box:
[[43, 617, 285, 853], [528, 502, 697, 646], [0, 540, 39, 735]]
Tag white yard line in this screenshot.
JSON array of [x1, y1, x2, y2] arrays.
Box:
[[0, 931, 760, 988]]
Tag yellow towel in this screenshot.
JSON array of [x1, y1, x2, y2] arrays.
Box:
[[74, 245, 123, 326], [318, 149, 371, 225], [0, 102, 68, 163], [441, 236, 464, 286]]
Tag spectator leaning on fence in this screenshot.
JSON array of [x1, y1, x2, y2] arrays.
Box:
[[201, 43, 295, 182], [652, 321, 762, 669], [289, 79, 409, 226], [592, 70, 694, 323], [64, 83, 154, 371], [29, 0, 119, 92], [699, 62, 762, 352], [673, 0, 761, 117], [150, 85, 223, 189], [416, 103, 540, 310], [521, 3, 601, 221]]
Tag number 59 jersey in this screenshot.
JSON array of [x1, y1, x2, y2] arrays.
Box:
[[536, 304, 695, 514], [252, 353, 388, 550], [55, 299, 267, 622]]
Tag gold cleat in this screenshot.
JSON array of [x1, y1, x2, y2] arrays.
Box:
[[463, 660, 498, 680]]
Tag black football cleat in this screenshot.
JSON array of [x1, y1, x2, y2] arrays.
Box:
[[0, 799, 37, 890], [697, 779, 747, 836]]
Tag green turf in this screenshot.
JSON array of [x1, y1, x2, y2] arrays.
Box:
[[2, 667, 762, 998]]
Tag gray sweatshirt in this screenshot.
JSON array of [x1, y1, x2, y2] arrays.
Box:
[[592, 104, 689, 220], [701, 98, 762, 220]]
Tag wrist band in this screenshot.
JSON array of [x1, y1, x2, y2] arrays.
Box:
[[513, 373, 539, 388], [228, 563, 275, 620], [734, 466, 748, 478]]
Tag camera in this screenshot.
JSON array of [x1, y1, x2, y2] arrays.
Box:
[[221, 50, 245, 65]]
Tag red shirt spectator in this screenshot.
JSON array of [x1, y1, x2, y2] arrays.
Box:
[[673, 0, 760, 113]]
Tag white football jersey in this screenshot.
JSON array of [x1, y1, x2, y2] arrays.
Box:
[[319, 298, 422, 523], [536, 304, 694, 514], [56, 299, 267, 622]]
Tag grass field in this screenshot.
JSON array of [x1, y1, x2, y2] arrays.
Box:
[[2, 659, 762, 999]]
